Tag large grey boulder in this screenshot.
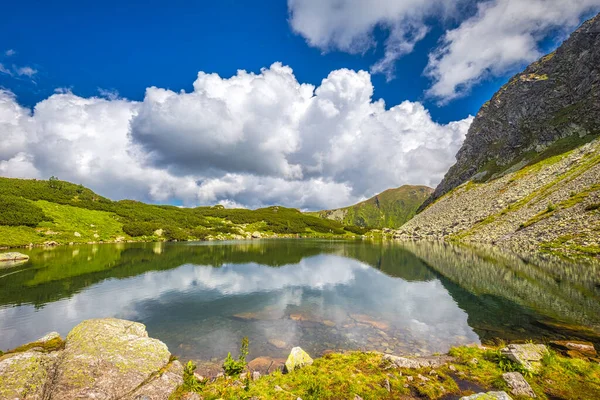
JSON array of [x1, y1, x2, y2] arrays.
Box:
[[0, 350, 60, 399], [0, 318, 183, 400], [501, 344, 547, 372], [503, 372, 536, 398]]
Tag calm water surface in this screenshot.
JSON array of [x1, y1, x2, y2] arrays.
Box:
[[1, 240, 599, 366]]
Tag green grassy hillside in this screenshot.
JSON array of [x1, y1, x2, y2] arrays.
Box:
[[309, 185, 433, 228], [0, 177, 365, 248]]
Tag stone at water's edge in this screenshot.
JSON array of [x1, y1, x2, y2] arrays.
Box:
[[460, 392, 513, 400], [0, 252, 29, 262], [284, 347, 313, 372], [0, 252, 30, 269], [0, 318, 183, 400], [501, 344, 548, 372]]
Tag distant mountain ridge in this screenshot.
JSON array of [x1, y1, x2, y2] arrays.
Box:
[[310, 185, 433, 228]]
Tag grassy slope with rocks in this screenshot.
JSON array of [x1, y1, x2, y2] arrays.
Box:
[[3, 321, 599, 400], [173, 344, 600, 400], [309, 185, 433, 229], [396, 138, 600, 261], [0, 177, 365, 248]]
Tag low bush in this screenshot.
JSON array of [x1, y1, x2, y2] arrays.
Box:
[[223, 337, 249, 377]]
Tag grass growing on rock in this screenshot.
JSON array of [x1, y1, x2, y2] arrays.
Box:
[[170, 345, 600, 400]]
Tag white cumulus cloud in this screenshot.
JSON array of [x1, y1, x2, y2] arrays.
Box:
[[426, 0, 600, 101], [288, 0, 600, 100], [0, 64, 472, 210], [287, 0, 462, 80]]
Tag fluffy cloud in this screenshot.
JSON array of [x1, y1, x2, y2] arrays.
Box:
[[287, 0, 462, 80], [0, 64, 471, 210], [288, 0, 600, 100], [426, 0, 600, 101]]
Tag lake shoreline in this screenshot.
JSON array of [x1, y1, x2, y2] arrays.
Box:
[[1, 318, 598, 399]]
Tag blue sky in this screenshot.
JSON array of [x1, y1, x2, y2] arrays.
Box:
[[3, 0, 502, 124], [1, 1, 599, 209]]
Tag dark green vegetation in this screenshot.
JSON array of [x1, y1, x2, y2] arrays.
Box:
[[171, 345, 600, 400], [222, 337, 249, 377], [0, 196, 51, 227], [0, 177, 365, 247], [310, 185, 432, 228]]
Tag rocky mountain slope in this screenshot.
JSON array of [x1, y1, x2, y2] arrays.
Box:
[[398, 14, 600, 261], [310, 185, 432, 228], [421, 13, 600, 210]]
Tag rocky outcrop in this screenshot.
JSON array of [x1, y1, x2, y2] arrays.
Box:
[[0, 318, 182, 400], [424, 13, 600, 209]]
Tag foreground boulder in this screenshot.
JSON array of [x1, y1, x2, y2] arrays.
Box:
[[501, 344, 547, 372], [284, 347, 313, 372], [0, 318, 182, 400], [502, 372, 536, 398]]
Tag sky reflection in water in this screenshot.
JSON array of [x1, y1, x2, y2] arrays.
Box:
[[1, 240, 598, 363]]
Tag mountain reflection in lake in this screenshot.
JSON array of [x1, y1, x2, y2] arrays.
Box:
[[1, 240, 599, 365]]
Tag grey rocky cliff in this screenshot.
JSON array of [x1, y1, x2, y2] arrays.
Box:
[[423, 13, 600, 209]]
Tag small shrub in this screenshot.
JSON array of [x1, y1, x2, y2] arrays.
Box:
[[547, 203, 556, 213], [344, 225, 370, 235], [182, 360, 205, 392], [223, 337, 249, 377], [163, 226, 189, 241]]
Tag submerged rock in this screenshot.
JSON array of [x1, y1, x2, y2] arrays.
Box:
[[502, 372, 536, 398], [501, 344, 547, 372], [285, 347, 313, 372], [0, 318, 182, 400]]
